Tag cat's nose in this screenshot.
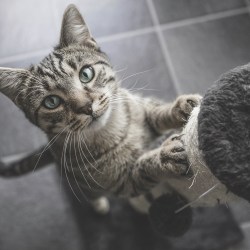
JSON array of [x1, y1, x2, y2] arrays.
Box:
[[77, 102, 93, 116]]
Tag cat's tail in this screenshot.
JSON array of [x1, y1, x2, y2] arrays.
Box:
[[0, 147, 54, 177]]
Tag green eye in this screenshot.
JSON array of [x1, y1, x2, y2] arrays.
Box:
[[43, 95, 61, 109], [79, 66, 95, 83]]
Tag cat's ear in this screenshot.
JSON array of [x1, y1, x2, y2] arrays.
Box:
[[59, 4, 98, 48], [0, 67, 30, 105]]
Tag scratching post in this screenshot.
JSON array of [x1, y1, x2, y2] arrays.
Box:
[[149, 63, 250, 237]]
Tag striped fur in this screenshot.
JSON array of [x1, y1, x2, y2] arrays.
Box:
[[0, 4, 200, 213]]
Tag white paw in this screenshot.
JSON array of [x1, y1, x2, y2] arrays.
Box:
[[129, 195, 151, 214], [92, 197, 110, 215]]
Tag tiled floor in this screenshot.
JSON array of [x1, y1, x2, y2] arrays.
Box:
[[153, 0, 247, 24], [0, 0, 250, 249]]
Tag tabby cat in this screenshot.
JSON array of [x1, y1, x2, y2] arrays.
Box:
[[0, 5, 200, 214]]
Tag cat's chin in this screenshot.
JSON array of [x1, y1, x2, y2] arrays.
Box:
[[87, 106, 112, 131]]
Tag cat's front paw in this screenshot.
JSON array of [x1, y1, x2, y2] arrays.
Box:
[[160, 136, 190, 176], [171, 94, 201, 125], [91, 196, 110, 215]]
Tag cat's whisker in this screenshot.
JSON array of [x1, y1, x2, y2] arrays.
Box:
[[80, 132, 102, 173], [126, 81, 148, 92], [70, 133, 89, 197], [98, 85, 115, 101], [110, 97, 144, 103], [60, 131, 68, 191], [64, 132, 71, 172], [61, 130, 74, 190], [129, 88, 159, 93], [82, 130, 91, 144], [110, 97, 141, 101], [118, 68, 154, 86], [37, 126, 68, 155], [111, 94, 146, 101], [78, 132, 104, 188], [77, 119, 90, 132], [110, 98, 145, 107], [126, 79, 139, 92], [189, 170, 199, 189], [33, 126, 67, 173], [63, 131, 82, 203], [186, 162, 192, 176], [225, 202, 229, 209], [113, 66, 128, 74], [197, 158, 207, 168], [127, 83, 159, 93], [73, 132, 91, 190], [175, 184, 220, 214]]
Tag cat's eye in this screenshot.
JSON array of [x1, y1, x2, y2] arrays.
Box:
[[79, 66, 95, 83], [43, 95, 61, 109]]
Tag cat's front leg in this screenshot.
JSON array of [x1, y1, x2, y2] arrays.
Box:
[[129, 135, 190, 196], [145, 94, 201, 133]]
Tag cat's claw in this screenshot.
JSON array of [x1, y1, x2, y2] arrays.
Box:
[[160, 137, 190, 176], [171, 94, 201, 125]]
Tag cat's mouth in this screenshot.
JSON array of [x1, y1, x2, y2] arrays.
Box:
[[88, 105, 111, 129], [92, 105, 108, 119], [91, 114, 102, 123]]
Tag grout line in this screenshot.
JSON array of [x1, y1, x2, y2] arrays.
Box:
[[0, 28, 156, 65], [161, 7, 249, 31], [0, 49, 51, 65], [244, 0, 250, 13], [146, 0, 182, 95], [97, 26, 155, 43], [0, 6, 249, 66]]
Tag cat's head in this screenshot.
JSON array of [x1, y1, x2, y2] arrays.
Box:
[[0, 5, 118, 134]]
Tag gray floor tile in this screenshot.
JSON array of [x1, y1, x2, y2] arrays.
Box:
[[153, 0, 247, 24], [230, 200, 250, 224], [0, 94, 47, 157], [0, 0, 58, 59], [0, 167, 84, 250], [228, 225, 250, 250], [0, 54, 49, 69], [100, 32, 177, 101], [245, 0, 250, 6], [53, 0, 153, 38], [162, 14, 250, 94], [1, 1, 250, 250]]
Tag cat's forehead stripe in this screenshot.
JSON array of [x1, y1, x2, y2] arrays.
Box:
[[66, 59, 77, 70], [53, 52, 69, 76], [39, 63, 57, 81], [48, 54, 65, 78]]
